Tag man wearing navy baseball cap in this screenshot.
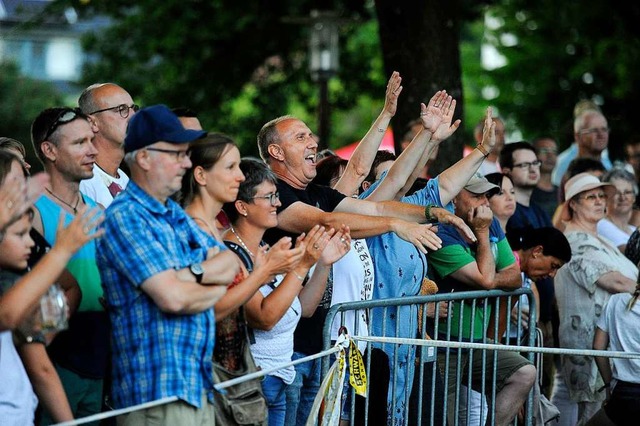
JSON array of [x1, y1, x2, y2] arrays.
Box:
[[96, 105, 239, 423]]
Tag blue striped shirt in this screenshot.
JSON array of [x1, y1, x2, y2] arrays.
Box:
[[96, 182, 225, 409]]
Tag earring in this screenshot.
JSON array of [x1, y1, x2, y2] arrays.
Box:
[[243, 212, 248, 217]]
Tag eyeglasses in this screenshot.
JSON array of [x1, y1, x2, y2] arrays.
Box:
[[578, 192, 607, 202], [615, 190, 635, 198], [251, 192, 280, 207], [89, 104, 139, 119], [44, 108, 82, 141], [512, 160, 542, 170], [145, 147, 190, 162], [579, 127, 610, 135]]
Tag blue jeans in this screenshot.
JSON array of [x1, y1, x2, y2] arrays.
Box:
[[262, 375, 287, 426], [285, 351, 321, 426]]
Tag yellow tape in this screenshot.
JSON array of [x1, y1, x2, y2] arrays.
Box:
[[348, 340, 367, 397]]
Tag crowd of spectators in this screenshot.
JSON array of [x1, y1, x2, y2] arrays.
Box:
[[1, 73, 640, 426]]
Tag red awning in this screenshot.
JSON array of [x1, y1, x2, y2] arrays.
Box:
[[334, 129, 395, 159]]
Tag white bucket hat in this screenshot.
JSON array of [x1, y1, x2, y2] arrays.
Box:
[[561, 172, 614, 221]]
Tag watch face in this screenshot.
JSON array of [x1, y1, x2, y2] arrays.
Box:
[[191, 263, 204, 275]]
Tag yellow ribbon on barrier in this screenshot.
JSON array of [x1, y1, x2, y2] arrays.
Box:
[[348, 339, 367, 397]]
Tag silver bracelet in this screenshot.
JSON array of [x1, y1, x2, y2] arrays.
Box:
[[292, 271, 306, 281]]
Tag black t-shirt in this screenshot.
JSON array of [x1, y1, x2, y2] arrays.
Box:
[[263, 180, 346, 355], [263, 180, 346, 246]]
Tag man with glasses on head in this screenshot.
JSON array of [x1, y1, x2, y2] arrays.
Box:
[[30, 107, 106, 423], [79, 83, 138, 208], [97, 105, 239, 425]]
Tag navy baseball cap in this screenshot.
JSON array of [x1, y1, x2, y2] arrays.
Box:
[[124, 104, 207, 153]]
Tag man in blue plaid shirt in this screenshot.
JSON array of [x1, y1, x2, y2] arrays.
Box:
[[97, 105, 239, 425]]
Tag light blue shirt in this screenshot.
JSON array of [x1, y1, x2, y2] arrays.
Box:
[[360, 173, 454, 424], [551, 143, 612, 187]]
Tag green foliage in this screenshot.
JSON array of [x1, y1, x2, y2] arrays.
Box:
[[75, 0, 386, 156], [0, 62, 64, 171], [484, 1, 640, 156]]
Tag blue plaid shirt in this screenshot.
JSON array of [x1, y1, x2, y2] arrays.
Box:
[[96, 182, 225, 409]]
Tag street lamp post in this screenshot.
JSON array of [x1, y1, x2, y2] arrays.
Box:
[[308, 10, 339, 151]]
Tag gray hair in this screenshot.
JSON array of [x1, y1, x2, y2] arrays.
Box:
[[257, 115, 295, 162], [574, 110, 606, 133], [603, 167, 638, 195]]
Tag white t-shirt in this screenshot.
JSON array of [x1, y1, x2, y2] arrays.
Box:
[[79, 164, 129, 208], [597, 218, 636, 248], [596, 292, 640, 384], [250, 275, 302, 384], [329, 239, 374, 353], [478, 159, 501, 176], [0, 331, 38, 425]]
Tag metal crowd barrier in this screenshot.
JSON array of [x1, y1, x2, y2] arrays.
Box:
[[323, 289, 539, 426], [323, 289, 640, 426], [54, 289, 640, 426]]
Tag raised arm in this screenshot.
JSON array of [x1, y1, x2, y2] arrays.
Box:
[[276, 201, 442, 253], [299, 226, 351, 316], [245, 226, 328, 329], [438, 107, 497, 205], [366, 91, 452, 201], [0, 207, 103, 331], [333, 72, 402, 195]]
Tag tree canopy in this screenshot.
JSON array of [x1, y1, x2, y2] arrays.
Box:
[[484, 1, 640, 158], [46, 0, 640, 167]]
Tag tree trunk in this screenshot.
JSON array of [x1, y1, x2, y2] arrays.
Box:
[[374, 0, 465, 176]]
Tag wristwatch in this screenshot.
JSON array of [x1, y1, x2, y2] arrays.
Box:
[[190, 263, 204, 283], [424, 205, 439, 224]]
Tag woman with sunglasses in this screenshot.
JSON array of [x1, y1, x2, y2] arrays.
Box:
[[551, 173, 638, 426]]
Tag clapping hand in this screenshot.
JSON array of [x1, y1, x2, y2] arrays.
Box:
[[258, 237, 305, 278], [319, 225, 351, 266], [53, 205, 105, 256]]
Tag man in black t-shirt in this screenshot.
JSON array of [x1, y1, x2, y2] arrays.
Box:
[[257, 115, 474, 426]]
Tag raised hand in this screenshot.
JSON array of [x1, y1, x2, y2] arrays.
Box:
[[430, 207, 477, 243], [480, 106, 496, 153], [53, 205, 105, 257], [383, 71, 403, 117], [319, 225, 351, 266], [392, 220, 442, 254], [430, 94, 462, 142], [419, 91, 448, 133]]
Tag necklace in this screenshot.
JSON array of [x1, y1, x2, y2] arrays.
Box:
[[46, 188, 80, 214], [229, 225, 255, 258]]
